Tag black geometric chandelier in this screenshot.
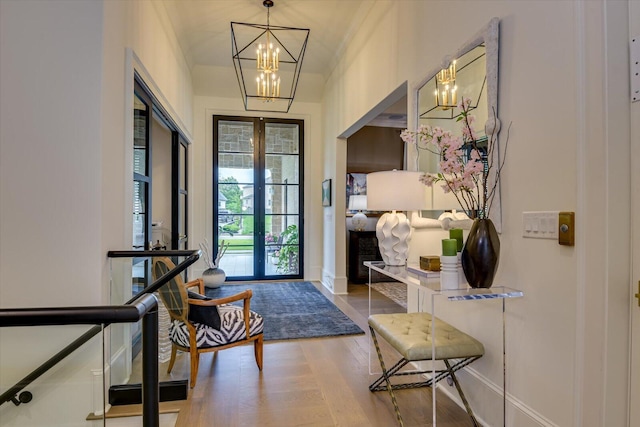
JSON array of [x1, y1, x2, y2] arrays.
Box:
[[231, 0, 310, 113]]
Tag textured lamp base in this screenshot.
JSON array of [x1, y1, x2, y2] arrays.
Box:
[[376, 212, 411, 266]]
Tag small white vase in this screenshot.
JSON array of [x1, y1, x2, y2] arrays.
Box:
[[440, 255, 460, 291], [202, 268, 226, 289]]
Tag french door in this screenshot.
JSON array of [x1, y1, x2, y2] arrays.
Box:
[[133, 78, 189, 254], [213, 116, 304, 280]]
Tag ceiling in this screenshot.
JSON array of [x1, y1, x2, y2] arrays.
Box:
[[161, 0, 375, 78], [160, 0, 406, 127]]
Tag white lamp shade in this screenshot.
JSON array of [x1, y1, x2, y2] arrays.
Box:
[[366, 170, 426, 211], [348, 195, 367, 211]]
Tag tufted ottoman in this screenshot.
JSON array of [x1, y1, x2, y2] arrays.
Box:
[[368, 312, 484, 426]]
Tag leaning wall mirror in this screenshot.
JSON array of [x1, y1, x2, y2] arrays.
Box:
[[411, 17, 502, 232]]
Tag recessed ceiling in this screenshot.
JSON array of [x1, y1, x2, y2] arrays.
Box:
[[160, 0, 405, 124], [161, 0, 376, 78]]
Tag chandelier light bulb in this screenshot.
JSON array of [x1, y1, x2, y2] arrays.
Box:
[[435, 59, 459, 110]]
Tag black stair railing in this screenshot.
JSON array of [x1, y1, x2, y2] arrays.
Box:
[[0, 249, 201, 426]]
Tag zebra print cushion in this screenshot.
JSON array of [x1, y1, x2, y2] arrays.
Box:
[[169, 304, 264, 349]]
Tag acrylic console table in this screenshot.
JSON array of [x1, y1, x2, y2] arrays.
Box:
[[364, 261, 524, 427]]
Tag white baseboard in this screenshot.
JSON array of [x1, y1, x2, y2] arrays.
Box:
[[321, 269, 348, 294], [109, 345, 130, 386], [433, 365, 558, 427], [321, 269, 335, 292]]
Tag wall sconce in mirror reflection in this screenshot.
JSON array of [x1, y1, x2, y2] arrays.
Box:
[[348, 195, 368, 231]]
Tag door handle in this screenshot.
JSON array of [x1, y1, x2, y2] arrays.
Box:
[[635, 281, 640, 307]]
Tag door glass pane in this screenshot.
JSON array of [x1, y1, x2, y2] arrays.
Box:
[[265, 216, 299, 276], [219, 154, 254, 183], [133, 181, 146, 249], [179, 193, 186, 244], [218, 120, 254, 152], [265, 184, 299, 215], [265, 122, 299, 154], [217, 119, 256, 278], [179, 143, 186, 190], [264, 122, 301, 277], [217, 215, 254, 277], [266, 154, 299, 184], [133, 94, 148, 175]]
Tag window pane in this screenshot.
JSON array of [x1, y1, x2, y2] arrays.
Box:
[[219, 183, 253, 215], [264, 218, 299, 276], [265, 154, 299, 184], [219, 153, 254, 184], [217, 217, 254, 277], [265, 122, 299, 154], [265, 215, 299, 238], [133, 94, 148, 175], [265, 184, 299, 215], [218, 120, 254, 153], [179, 143, 186, 190], [133, 181, 146, 249], [179, 193, 186, 241]]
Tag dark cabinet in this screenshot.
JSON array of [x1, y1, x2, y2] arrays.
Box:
[[348, 230, 385, 283]]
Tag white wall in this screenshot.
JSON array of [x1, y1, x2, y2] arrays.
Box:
[[0, 2, 106, 425], [322, 1, 630, 426], [190, 94, 324, 282], [0, 0, 194, 425]]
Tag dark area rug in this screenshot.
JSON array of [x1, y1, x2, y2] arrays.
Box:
[[205, 281, 364, 341]]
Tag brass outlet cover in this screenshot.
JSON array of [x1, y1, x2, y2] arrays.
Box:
[[558, 212, 575, 246]]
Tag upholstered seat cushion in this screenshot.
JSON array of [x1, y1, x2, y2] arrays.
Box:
[[368, 312, 484, 361], [170, 304, 264, 349]]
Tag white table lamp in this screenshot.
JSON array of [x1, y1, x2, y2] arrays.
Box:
[[367, 170, 426, 266], [348, 195, 368, 231]]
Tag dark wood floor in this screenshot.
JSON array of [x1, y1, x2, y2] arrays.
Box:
[[134, 283, 474, 426]]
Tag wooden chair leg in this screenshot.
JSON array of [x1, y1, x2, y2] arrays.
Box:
[[254, 334, 264, 370], [190, 349, 200, 389], [167, 345, 178, 374]]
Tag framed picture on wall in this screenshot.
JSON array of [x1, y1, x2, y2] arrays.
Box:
[[322, 179, 331, 206], [345, 172, 384, 216], [346, 173, 367, 206]]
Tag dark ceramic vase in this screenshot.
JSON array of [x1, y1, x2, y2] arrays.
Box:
[[461, 218, 500, 288]]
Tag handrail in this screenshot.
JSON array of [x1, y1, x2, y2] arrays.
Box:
[[0, 294, 157, 407], [0, 249, 200, 414], [108, 249, 201, 304]]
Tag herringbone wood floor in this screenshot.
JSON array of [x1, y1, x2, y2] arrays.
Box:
[[136, 283, 474, 426]]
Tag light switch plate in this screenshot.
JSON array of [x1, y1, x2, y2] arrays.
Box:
[[558, 211, 575, 246], [523, 211, 559, 239]]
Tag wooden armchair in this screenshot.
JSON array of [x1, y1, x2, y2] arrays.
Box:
[[152, 257, 264, 388]]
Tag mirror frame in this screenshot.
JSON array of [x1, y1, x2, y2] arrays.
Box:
[[410, 17, 502, 232]]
